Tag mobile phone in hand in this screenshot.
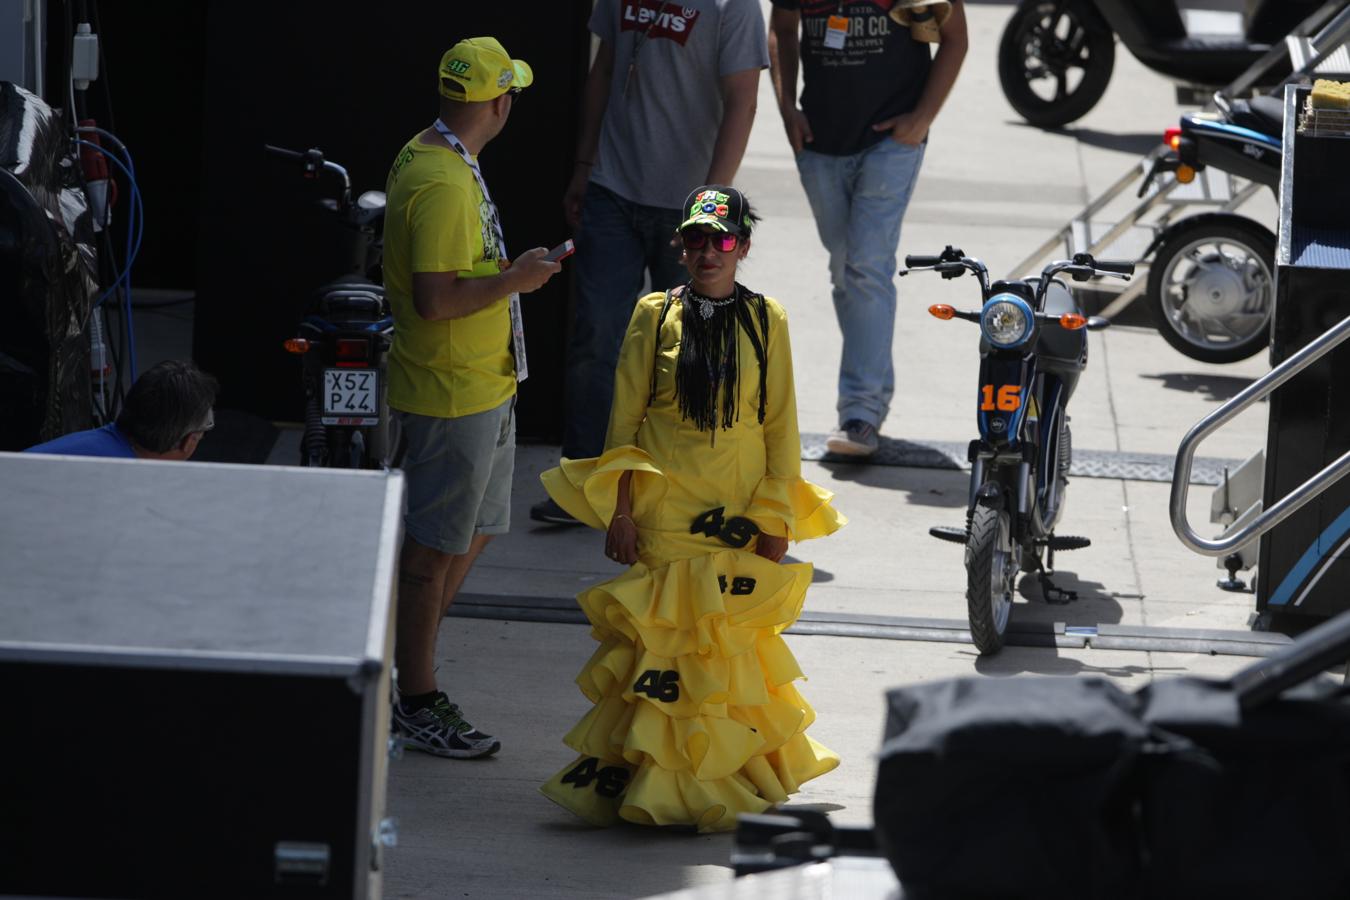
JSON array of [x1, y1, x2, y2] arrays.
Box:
[[543, 239, 575, 263]]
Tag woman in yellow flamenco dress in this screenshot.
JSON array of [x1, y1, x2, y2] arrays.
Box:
[[539, 185, 845, 833]]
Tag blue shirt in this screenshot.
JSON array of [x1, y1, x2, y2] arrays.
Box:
[[24, 423, 138, 458]]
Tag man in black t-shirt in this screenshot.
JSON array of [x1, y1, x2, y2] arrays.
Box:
[[770, 0, 967, 456]]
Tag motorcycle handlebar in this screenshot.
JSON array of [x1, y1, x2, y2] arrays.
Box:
[[264, 143, 353, 208], [904, 254, 942, 268], [1093, 259, 1135, 276], [263, 144, 305, 161]]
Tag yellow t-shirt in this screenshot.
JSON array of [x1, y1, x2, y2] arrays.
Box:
[[383, 135, 515, 418]]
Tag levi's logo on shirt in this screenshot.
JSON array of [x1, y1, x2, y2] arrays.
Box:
[[620, 1, 701, 45]]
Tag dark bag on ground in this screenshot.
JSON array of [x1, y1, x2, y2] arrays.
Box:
[[873, 612, 1350, 900]]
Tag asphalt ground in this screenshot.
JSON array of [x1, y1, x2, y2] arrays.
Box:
[[127, 2, 1284, 896], [373, 3, 1284, 898]]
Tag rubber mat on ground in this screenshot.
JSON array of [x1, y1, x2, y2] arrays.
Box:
[[800, 434, 1240, 486]]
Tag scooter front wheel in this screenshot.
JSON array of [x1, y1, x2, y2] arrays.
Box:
[[1147, 214, 1275, 364], [966, 505, 1017, 655], [998, 0, 1115, 128]]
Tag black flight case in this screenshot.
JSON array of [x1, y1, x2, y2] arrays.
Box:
[[0, 453, 403, 899]]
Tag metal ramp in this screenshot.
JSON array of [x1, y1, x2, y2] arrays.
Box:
[[1007, 0, 1350, 317]]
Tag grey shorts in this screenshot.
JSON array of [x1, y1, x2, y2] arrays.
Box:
[[397, 398, 515, 556]]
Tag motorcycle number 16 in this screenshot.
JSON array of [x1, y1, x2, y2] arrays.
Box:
[[980, 384, 1022, 412]]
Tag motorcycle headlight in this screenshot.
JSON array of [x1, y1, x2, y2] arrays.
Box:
[[981, 294, 1034, 349]]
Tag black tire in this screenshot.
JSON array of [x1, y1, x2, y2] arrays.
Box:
[[998, 0, 1115, 128], [300, 392, 327, 467], [966, 505, 1016, 655], [325, 429, 356, 469], [300, 425, 327, 467], [1146, 215, 1275, 364]]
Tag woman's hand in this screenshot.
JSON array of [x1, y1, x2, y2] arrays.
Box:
[[606, 513, 638, 565], [755, 534, 789, 563]]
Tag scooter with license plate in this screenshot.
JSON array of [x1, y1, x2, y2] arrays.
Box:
[[905, 246, 1131, 654], [266, 144, 398, 469], [1135, 91, 1282, 363]]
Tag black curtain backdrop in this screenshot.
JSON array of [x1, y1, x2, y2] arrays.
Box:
[[84, 2, 590, 440]]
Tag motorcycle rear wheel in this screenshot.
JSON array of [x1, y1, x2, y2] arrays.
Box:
[[998, 0, 1115, 128], [1146, 215, 1275, 364], [967, 505, 1017, 655]]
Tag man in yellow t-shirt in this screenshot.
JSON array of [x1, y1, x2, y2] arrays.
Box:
[[384, 37, 560, 760]]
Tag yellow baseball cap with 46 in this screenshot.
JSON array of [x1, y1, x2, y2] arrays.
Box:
[[438, 37, 533, 102]]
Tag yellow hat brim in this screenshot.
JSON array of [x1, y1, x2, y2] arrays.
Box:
[[511, 59, 533, 91]]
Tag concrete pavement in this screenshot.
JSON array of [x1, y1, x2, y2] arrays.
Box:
[[379, 3, 1285, 898]]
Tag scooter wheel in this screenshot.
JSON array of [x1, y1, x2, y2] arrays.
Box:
[[998, 0, 1115, 128], [1146, 214, 1275, 364], [966, 505, 1016, 655]]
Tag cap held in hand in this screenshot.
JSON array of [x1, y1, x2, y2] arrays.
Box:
[[888, 0, 952, 44]]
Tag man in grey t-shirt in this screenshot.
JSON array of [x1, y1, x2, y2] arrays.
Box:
[[531, 0, 768, 525]]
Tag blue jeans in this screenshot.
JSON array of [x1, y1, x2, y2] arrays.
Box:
[[563, 182, 686, 459], [795, 138, 925, 430]]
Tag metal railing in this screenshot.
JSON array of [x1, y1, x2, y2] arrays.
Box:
[[1171, 313, 1350, 556]]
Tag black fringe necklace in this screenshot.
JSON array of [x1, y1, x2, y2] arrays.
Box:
[[653, 281, 770, 441]]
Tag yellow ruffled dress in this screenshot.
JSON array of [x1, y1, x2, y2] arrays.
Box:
[[539, 289, 846, 833]]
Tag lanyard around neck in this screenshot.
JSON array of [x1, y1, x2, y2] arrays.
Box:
[[432, 118, 507, 258]]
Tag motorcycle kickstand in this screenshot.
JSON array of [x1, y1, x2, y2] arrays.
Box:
[[1035, 545, 1078, 605]]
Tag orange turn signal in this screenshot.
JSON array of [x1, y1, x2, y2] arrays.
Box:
[[283, 338, 311, 354], [1059, 313, 1087, 330], [1169, 135, 1182, 151], [929, 304, 956, 320], [1175, 164, 1196, 184]]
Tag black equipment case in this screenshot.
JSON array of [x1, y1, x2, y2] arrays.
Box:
[[873, 609, 1350, 900], [0, 453, 403, 899]]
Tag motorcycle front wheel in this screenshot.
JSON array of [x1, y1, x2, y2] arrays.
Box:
[[1147, 215, 1275, 364], [966, 505, 1017, 655], [998, 0, 1115, 128]]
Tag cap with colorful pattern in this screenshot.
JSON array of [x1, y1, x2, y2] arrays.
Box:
[[677, 185, 752, 236]]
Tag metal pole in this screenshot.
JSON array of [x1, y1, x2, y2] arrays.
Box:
[[1171, 313, 1350, 556]]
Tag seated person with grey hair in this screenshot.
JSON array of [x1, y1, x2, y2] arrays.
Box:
[[25, 359, 219, 461]]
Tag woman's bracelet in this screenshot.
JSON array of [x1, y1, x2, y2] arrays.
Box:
[[612, 513, 634, 527]]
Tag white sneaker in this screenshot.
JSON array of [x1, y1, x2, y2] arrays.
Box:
[[826, 419, 879, 457]]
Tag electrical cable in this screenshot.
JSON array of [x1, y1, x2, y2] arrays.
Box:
[[96, 229, 126, 412], [74, 138, 143, 378]]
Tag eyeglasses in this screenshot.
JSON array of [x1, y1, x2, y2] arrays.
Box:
[[681, 230, 739, 253], [196, 410, 215, 435], [507, 87, 522, 97]]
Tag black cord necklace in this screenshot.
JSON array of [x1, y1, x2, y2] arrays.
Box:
[[651, 282, 772, 435], [685, 283, 740, 320], [624, 0, 671, 97]]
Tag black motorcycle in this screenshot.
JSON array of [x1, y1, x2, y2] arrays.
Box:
[[266, 144, 396, 469], [906, 247, 1131, 654], [1136, 92, 1282, 363], [998, 0, 1325, 127]]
